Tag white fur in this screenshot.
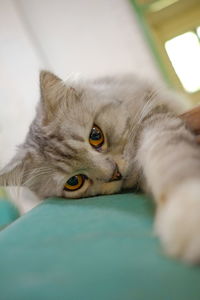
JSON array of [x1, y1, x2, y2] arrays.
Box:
[[155, 180, 200, 264]]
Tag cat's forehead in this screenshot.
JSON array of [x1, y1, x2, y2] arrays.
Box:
[[47, 77, 133, 144], [65, 75, 133, 105], [30, 75, 135, 154], [54, 83, 119, 130]]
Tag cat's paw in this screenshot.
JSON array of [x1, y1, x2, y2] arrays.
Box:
[[155, 180, 200, 264]]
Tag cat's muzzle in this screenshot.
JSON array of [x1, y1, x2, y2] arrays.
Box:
[[109, 165, 122, 182]]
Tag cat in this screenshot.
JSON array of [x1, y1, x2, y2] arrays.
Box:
[[1, 70, 200, 264]]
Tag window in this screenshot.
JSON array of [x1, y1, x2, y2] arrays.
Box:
[[131, 0, 200, 103], [165, 30, 200, 93]]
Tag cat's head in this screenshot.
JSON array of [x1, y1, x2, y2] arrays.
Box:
[[0, 71, 142, 199]]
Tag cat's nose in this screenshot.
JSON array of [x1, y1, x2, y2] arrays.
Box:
[[109, 165, 122, 182]]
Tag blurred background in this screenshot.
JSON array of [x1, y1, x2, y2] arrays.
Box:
[[0, 0, 200, 169]]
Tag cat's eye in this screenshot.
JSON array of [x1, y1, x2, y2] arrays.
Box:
[[64, 174, 87, 192], [89, 125, 104, 149]]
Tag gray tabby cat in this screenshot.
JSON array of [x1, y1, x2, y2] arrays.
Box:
[[1, 71, 200, 264]]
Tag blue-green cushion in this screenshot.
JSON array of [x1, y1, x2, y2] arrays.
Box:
[[0, 197, 19, 230], [0, 193, 200, 300]]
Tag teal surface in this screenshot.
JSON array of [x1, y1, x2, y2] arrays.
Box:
[[0, 198, 19, 229], [0, 193, 200, 300]]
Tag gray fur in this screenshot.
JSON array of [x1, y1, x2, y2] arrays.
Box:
[[0, 71, 191, 199], [3, 71, 200, 263]]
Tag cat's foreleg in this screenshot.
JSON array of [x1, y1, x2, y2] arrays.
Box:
[[137, 113, 200, 264]]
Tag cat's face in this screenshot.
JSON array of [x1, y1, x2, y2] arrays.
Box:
[[0, 71, 144, 199]]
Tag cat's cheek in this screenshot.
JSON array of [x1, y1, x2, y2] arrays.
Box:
[[83, 181, 122, 197], [99, 182, 122, 195], [63, 193, 86, 199], [62, 190, 87, 199]]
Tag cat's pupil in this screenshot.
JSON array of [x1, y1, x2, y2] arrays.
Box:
[[90, 128, 101, 140], [67, 176, 79, 186]]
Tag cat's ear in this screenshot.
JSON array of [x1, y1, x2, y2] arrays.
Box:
[[39, 70, 78, 124], [40, 70, 62, 98], [39, 70, 63, 124], [0, 152, 30, 187]]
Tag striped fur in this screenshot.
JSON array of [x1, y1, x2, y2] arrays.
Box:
[[1, 71, 200, 263]]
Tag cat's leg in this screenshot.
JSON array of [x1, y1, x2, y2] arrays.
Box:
[[137, 113, 200, 264]]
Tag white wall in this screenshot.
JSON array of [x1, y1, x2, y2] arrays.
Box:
[[0, 0, 162, 168]]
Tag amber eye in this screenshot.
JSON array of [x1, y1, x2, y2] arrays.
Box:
[[89, 125, 104, 149], [64, 174, 87, 192]]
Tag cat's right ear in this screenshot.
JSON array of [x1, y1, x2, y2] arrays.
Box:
[[40, 70, 62, 99], [39, 70, 63, 124], [39, 70, 78, 124]]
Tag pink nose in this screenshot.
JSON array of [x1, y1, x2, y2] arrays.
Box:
[[109, 165, 122, 182]]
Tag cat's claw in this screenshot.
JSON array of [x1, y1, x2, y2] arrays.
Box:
[[155, 180, 200, 264]]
